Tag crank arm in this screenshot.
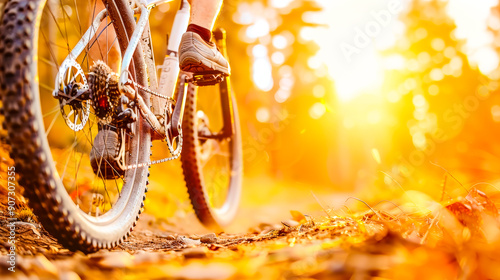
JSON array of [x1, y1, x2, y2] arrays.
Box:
[[198, 132, 230, 140], [214, 28, 235, 139], [170, 74, 189, 138]]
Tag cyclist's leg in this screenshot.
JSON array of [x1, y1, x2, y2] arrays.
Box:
[[188, 0, 223, 32], [179, 0, 230, 75]]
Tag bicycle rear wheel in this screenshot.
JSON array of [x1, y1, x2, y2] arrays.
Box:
[[0, 0, 150, 252], [181, 81, 243, 229]]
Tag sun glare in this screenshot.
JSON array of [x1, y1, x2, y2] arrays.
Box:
[[446, 0, 498, 75], [307, 0, 409, 102], [305, 0, 498, 101]]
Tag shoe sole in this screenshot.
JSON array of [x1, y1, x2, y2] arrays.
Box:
[[180, 51, 230, 76]]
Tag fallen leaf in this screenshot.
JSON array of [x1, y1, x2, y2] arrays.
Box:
[[290, 210, 307, 223], [182, 247, 208, 259], [200, 233, 217, 244]]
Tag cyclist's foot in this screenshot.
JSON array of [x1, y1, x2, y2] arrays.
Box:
[[179, 31, 230, 76], [90, 128, 124, 179]]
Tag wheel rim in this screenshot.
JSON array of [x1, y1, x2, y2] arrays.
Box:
[[194, 87, 242, 223], [37, 0, 140, 222]]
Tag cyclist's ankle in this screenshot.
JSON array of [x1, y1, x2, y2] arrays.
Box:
[[187, 24, 212, 43]]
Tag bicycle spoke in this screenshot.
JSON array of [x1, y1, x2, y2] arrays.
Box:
[[45, 109, 60, 136], [58, 0, 71, 53], [60, 136, 81, 183], [71, 145, 85, 205], [81, 21, 114, 64], [86, 1, 95, 72], [40, 82, 57, 94], [43, 103, 63, 118], [40, 29, 60, 70], [39, 56, 59, 68], [106, 37, 118, 57], [106, 3, 108, 65], [73, 0, 83, 36], [45, 6, 68, 49], [46, 40, 72, 51]]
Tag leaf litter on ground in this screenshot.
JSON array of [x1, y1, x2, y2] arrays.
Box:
[[2, 142, 500, 279], [2, 187, 499, 280]]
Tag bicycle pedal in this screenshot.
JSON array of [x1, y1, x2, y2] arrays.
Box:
[[190, 73, 225, 86], [90, 129, 124, 179]]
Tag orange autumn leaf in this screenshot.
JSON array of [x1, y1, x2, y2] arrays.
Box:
[[290, 210, 307, 223]]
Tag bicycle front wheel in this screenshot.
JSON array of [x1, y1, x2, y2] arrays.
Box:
[[0, 0, 150, 252], [181, 81, 243, 229]]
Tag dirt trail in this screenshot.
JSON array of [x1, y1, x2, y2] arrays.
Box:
[[2, 142, 500, 279], [0, 209, 400, 280], [0, 142, 366, 280]]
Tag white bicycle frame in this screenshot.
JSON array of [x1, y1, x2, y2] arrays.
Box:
[[55, 0, 191, 138]]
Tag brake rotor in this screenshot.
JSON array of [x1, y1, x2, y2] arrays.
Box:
[[56, 58, 89, 131]]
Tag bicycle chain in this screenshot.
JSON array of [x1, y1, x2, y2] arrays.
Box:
[[122, 80, 183, 171], [131, 79, 173, 101]]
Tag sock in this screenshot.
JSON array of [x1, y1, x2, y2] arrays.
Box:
[[187, 24, 212, 43]]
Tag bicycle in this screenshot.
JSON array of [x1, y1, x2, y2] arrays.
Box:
[[0, 0, 242, 252]]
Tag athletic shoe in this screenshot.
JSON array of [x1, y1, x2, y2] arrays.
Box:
[[179, 31, 230, 76]]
